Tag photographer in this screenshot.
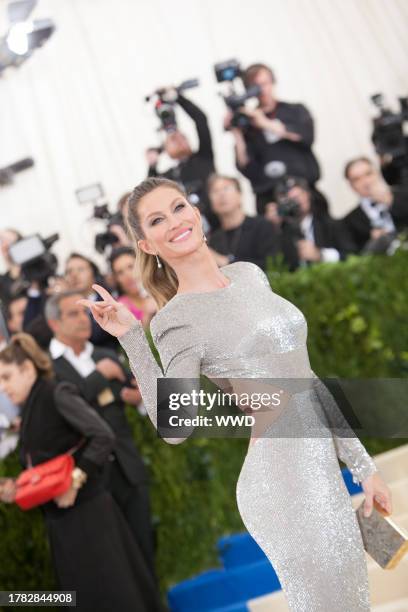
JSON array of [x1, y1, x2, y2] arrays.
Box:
[[146, 89, 219, 231], [343, 157, 408, 253], [207, 174, 280, 271], [380, 145, 408, 187], [370, 94, 408, 188], [271, 176, 355, 271], [95, 192, 132, 256], [225, 63, 321, 215]]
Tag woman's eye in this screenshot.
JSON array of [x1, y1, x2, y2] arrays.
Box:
[[151, 203, 184, 225]]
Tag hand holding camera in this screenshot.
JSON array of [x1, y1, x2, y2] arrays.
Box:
[[145, 147, 162, 167]]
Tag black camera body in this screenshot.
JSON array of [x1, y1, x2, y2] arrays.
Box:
[[145, 79, 199, 133], [214, 59, 261, 130], [277, 196, 301, 218], [94, 211, 125, 254], [8, 234, 59, 288], [274, 176, 304, 242], [371, 94, 408, 160], [155, 102, 177, 133]]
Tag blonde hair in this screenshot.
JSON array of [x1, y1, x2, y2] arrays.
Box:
[[0, 333, 54, 380], [126, 177, 188, 310]]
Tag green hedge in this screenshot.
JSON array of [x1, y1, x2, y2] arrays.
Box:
[[1, 249, 407, 605]]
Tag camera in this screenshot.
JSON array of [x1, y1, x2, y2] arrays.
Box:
[[92, 206, 125, 254], [276, 181, 301, 218], [75, 183, 124, 254], [277, 195, 301, 218], [371, 94, 408, 160], [214, 59, 261, 130], [8, 233, 59, 288], [274, 176, 304, 243], [145, 79, 199, 133], [95, 212, 125, 254]]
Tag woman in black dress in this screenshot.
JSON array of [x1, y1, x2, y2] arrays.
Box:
[[0, 333, 164, 612]]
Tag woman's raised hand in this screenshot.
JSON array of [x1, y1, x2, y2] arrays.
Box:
[[77, 284, 138, 338]]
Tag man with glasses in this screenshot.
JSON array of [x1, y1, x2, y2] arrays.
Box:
[[343, 157, 408, 253]]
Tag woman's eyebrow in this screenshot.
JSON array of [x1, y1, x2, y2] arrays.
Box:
[[146, 197, 181, 221]]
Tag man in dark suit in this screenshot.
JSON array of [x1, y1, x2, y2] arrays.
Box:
[[225, 62, 322, 216], [268, 176, 355, 271], [206, 174, 280, 271], [343, 156, 408, 253], [45, 290, 157, 582]]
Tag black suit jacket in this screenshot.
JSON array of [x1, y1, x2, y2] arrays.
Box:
[[208, 215, 280, 271], [343, 187, 408, 253], [52, 346, 148, 485]]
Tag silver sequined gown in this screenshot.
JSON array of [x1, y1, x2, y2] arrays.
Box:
[[119, 261, 378, 612]]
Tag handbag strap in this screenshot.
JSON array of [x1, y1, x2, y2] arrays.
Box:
[[25, 436, 87, 470], [66, 436, 86, 456]]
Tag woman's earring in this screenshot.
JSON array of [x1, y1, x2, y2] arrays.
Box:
[[155, 253, 162, 269], [203, 234, 207, 242]]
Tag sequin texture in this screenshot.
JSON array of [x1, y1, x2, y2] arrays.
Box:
[[119, 260, 377, 611]]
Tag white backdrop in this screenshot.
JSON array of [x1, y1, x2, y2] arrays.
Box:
[[1, 0, 407, 271]]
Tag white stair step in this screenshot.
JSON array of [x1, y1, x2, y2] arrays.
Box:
[[372, 444, 408, 484], [372, 597, 408, 611], [248, 589, 288, 611], [369, 555, 408, 606]]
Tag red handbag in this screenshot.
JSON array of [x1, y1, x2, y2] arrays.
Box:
[[15, 440, 85, 511]]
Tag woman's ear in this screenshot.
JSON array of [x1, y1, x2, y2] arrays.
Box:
[[193, 206, 202, 224], [137, 239, 155, 256]]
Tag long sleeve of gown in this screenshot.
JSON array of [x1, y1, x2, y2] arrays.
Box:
[[310, 370, 378, 484], [118, 319, 203, 444]]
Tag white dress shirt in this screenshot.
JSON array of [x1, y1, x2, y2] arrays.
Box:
[[300, 213, 340, 263], [359, 197, 396, 233], [49, 338, 96, 377]]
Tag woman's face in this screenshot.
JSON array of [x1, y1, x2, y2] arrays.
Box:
[[137, 187, 203, 264], [0, 360, 36, 405], [112, 254, 140, 295]]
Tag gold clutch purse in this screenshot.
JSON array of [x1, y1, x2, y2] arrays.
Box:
[[355, 499, 408, 569]]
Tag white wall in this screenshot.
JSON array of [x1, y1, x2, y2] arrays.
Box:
[[1, 0, 407, 271]]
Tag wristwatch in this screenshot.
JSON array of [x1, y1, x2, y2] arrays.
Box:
[[71, 467, 88, 490]]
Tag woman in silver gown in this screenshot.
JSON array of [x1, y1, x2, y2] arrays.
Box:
[[80, 177, 392, 612]]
